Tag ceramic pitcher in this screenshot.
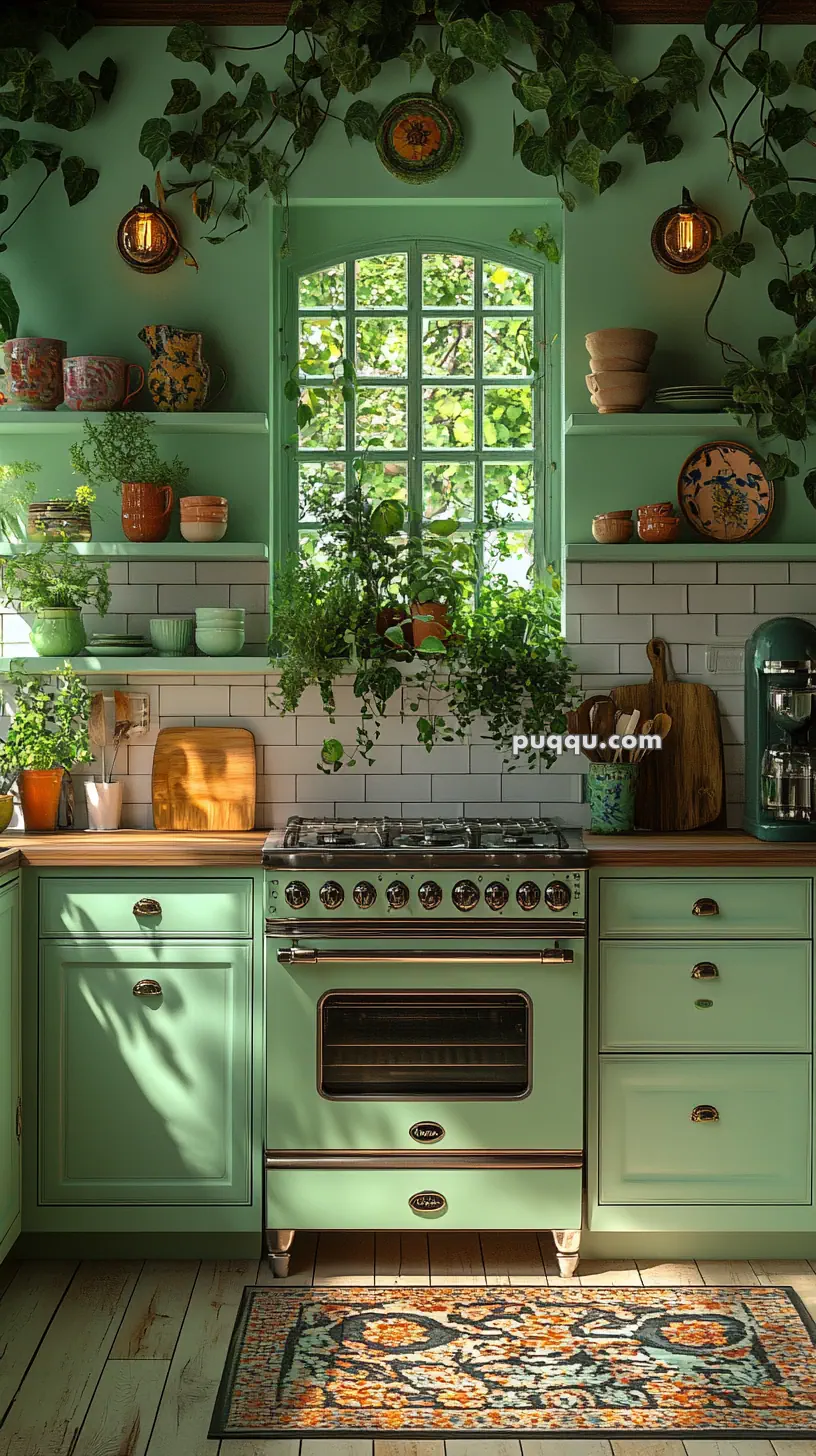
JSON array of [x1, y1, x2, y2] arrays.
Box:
[[121, 481, 174, 542], [138, 324, 225, 412], [0, 337, 66, 409]]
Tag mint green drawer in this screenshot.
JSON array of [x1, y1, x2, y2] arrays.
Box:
[[266, 1168, 582, 1231], [39, 877, 253, 938], [599, 876, 810, 938], [599, 1055, 812, 1205], [600, 940, 811, 1052]]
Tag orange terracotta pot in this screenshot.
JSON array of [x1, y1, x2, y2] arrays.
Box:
[[18, 768, 64, 831], [411, 601, 449, 647], [121, 481, 174, 542]]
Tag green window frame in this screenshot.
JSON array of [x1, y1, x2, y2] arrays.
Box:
[[282, 238, 549, 583]]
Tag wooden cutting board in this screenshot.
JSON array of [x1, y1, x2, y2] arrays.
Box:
[[152, 727, 256, 831], [611, 638, 726, 832]]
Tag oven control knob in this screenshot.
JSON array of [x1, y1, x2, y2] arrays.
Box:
[[544, 880, 572, 912], [386, 880, 410, 909], [319, 880, 345, 910], [353, 881, 377, 909], [516, 880, 541, 912], [418, 880, 443, 910], [452, 879, 480, 912], [284, 880, 310, 909], [485, 881, 510, 911]]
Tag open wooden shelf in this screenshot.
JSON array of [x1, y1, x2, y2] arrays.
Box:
[[0, 412, 268, 434], [0, 540, 269, 559], [566, 412, 746, 436], [567, 542, 816, 561], [0, 656, 272, 675]]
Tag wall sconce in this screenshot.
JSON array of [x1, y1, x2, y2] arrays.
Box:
[[651, 188, 720, 274], [116, 185, 181, 275]]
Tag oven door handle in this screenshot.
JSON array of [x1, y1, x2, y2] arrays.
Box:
[[276, 946, 574, 965]]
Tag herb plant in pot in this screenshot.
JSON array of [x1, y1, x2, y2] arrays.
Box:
[[2, 664, 93, 831], [85, 689, 131, 830], [3, 538, 111, 657], [69, 413, 189, 542], [403, 522, 473, 648]]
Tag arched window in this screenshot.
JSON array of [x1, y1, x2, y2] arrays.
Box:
[[291, 243, 544, 583]]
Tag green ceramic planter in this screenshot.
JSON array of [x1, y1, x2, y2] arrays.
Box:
[[587, 761, 640, 834], [30, 608, 87, 657]]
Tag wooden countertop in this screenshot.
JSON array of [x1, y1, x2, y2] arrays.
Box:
[[585, 831, 816, 866], [0, 831, 267, 867]]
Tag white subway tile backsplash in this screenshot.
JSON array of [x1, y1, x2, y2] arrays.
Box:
[[128, 562, 196, 585], [718, 561, 788, 584], [196, 560, 270, 584], [160, 584, 229, 612], [230, 685, 266, 717], [788, 563, 816, 584], [569, 644, 620, 674], [755, 585, 816, 613], [581, 614, 652, 643], [401, 745, 470, 775], [619, 585, 686, 614], [653, 613, 716, 644], [567, 585, 618, 614], [688, 585, 754, 613], [565, 562, 582, 586], [159, 684, 231, 716], [367, 774, 430, 802], [654, 562, 716, 584], [715, 614, 774, 638], [230, 584, 268, 613], [581, 562, 652, 584], [404, 802, 464, 819], [504, 773, 579, 802], [297, 774, 365, 804], [433, 774, 500, 801]]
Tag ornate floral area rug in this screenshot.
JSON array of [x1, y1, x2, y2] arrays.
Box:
[[211, 1284, 816, 1439]]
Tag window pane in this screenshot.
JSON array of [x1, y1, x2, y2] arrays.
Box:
[[356, 317, 408, 377], [483, 386, 534, 449], [299, 460, 345, 519], [423, 318, 474, 378], [483, 317, 533, 378], [356, 386, 408, 449], [485, 529, 534, 583], [355, 253, 408, 309], [359, 459, 408, 507], [299, 529, 333, 567], [298, 316, 345, 377], [484, 462, 534, 521], [423, 253, 474, 308], [423, 387, 474, 449], [299, 264, 345, 309], [423, 461, 475, 522], [483, 259, 534, 309], [299, 387, 346, 450]]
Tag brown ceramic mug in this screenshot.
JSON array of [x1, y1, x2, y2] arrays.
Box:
[[121, 481, 174, 542]]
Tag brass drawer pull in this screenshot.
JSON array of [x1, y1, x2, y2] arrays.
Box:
[[691, 962, 719, 979], [409, 1190, 447, 1215], [133, 979, 163, 998], [133, 897, 162, 917], [692, 898, 719, 917], [691, 1104, 719, 1123]]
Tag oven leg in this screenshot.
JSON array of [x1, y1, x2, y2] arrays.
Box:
[[552, 1227, 581, 1278], [267, 1228, 296, 1278]]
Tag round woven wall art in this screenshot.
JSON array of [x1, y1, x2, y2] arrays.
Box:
[[376, 93, 463, 185]]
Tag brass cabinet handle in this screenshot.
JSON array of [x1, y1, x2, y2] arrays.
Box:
[[408, 1190, 447, 1215], [691, 1104, 719, 1122], [691, 962, 719, 979], [133, 897, 162, 917], [692, 898, 719, 917], [133, 979, 163, 998]]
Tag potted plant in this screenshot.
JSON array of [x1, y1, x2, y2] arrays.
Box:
[[85, 689, 131, 831], [2, 663, 93, 831], [69, 412, 189, 542], [0, 460, 40, 542], [0, 759, 19, 832], [3, 537, 111, 657], [28, 483, 96, 543], [402, 522, 474, 648]]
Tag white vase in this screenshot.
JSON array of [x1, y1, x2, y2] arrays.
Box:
[[84, 780, 123, 832]]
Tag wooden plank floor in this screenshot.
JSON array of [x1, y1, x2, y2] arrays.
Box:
[[0, 1238, 813, 1455]]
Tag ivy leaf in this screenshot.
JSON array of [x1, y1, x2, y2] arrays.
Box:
[[320, 738, 344, 765], [42, 2, 94, 50], [61, 154, 98, 205], [505, 9, 543, 46], [655, 33, 705, 106], [30, 141, 61, 174], [0, 273, 19, 343], [758, 332, 798, 373], [416, 634, 445, 654], [320, 69, 340, 102], [512, 72, 552, 112], [447, 57, 475, 87], [169, 128, 216, 173], [164, 78, 201, 116], [704, 0, 757, 43], [743, 49, 790, 99], [343, 99, 379, 143], [445, 14, 510, 70], [573, 49, 628, 94], [244, 71, 270, 116], [329, 46, 380, 94], [804, 469, 816, 509], [78, 57, 117, 103], [0, 196, 7, 214], [226, 61, 249, 86], [768, 271, 816, 329], [580, 100, 628, 150], [401, 38, 427, 78], [566, 138, 602, 192], [139, 117, 171, 168], [708, 231, 756, 277], [794, 40, 816, 90], [742, 154, 787, 196], [765, 105, 813, 151], [598, 159, 622, 193], [166, 21, 216, 75], [34, 78, 94, 131], [710, 68, 728, 97], [513, 118, 534, 155], [763, 452, 800, 483], [519, 129, 562, 179], [753, 189, 797, 245], [0, 128, 31, 179], [559, 188, 577, 211]]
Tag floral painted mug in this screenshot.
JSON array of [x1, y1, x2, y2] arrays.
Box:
[[63, 355, 144, 412], [0, 337, 66, 410]]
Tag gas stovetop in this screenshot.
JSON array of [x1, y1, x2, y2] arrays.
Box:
[[262, 816, 587, 870]]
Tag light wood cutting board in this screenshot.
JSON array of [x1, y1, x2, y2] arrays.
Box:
[[611, 638, 726, 832], [152, 727, 256, 831]]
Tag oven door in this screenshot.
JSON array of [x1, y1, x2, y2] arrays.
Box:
[[266, 930, 584, 1155]]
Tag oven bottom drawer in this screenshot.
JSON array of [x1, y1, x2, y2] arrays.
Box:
[[266, 1168, 582, 1231]]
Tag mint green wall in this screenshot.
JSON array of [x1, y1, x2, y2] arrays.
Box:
[[5, 24, 815, 549]]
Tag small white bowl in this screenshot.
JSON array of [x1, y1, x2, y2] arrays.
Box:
[[180, 520, 228, 543]]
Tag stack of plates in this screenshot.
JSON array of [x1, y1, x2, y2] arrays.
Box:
[[88, 634, 153, 658], [654, 386, 734, 413]]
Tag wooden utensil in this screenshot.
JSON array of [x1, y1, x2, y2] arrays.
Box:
[[613, 708, 640, 762], [633, 716, 654, 762], [592, 697, 617, 762], [152, 727, 257, 831], [568, 695, 609, 761], [612, 639, 725, 831]]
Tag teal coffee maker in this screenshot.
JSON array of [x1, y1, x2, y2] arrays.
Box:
[[745, 616, 816, 841]]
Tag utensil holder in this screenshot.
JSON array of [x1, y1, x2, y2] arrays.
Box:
[[587, 761, 640, 834]]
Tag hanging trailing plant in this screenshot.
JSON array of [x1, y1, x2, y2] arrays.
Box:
[[0, 1, 117, 338]]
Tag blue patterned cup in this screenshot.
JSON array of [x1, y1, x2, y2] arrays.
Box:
[[587, 761, 639, 834]]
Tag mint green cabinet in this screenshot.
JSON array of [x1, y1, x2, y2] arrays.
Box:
[[598, 876, 810, 938], [0, 879, 20, 1260], [39, 876, 253, 939], [38, 939, 251, 1206]]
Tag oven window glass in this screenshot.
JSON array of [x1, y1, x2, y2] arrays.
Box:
[[319, 993, 530, 1098]]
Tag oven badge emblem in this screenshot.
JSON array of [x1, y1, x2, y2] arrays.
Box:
[[409, 1121, 445, 1144], [409, 1190, 448, 1214]]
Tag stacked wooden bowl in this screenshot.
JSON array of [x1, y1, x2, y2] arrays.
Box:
[[180, 495, 228, 543], [585, 329, 656, 414]]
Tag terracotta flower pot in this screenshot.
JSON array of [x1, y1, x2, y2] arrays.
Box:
[[121, 481, 174, 542], [18, 768, 64, 831], [411, 601, 449, 647], [377, 605, 412, 647]]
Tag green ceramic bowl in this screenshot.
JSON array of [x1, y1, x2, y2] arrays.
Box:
[[149, 617, 194, 655], [195, 625, 246, 657], [0, 795, 13, 832]]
